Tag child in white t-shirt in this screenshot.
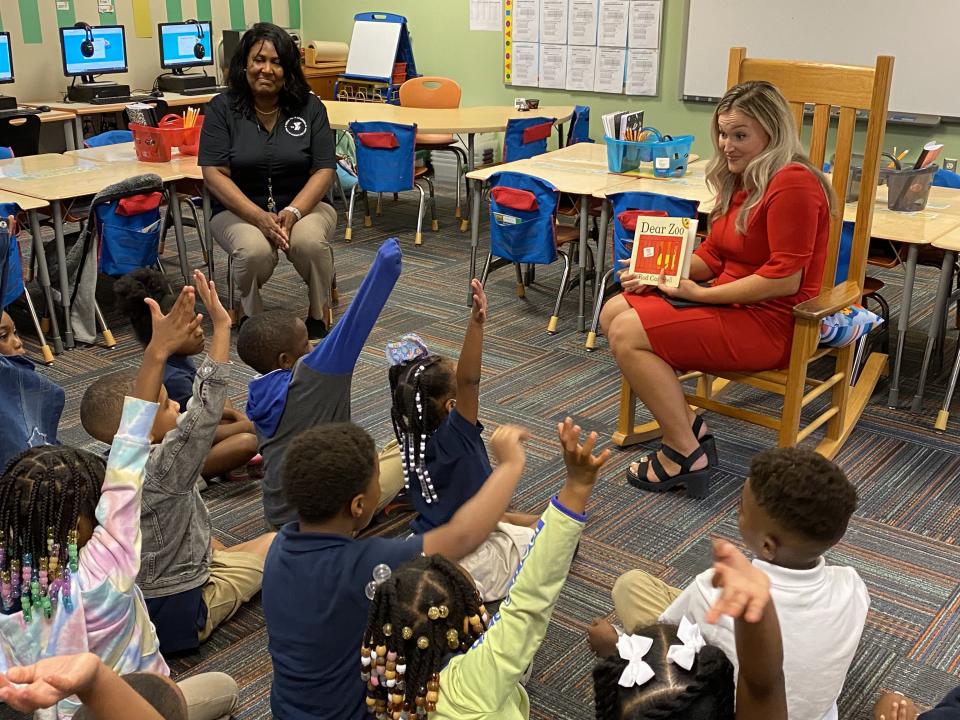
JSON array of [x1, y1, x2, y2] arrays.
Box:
[[592, 447, 869, 720]]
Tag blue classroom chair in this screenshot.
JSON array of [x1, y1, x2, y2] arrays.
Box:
[[347, 120, 436, 245], [503, 116, 556, 162], [84, 130, 134, 148], [480, 171, 581, 333], [567, 105, 593, 145], [586, 191, 700, 350], [0, 206, 54, 363]]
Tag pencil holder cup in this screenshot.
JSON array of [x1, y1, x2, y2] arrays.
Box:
[[886, 164, 937, 212], [605, 129, 694, 177], [845, 152, 897, 203]]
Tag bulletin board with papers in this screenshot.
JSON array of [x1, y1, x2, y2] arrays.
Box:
[[503, 0, 662, 95]]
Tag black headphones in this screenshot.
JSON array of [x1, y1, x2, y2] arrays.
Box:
[[190, 19, 206, 60], [75, 22, 95, 58]]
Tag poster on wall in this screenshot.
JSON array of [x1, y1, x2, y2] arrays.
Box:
[[503, 0, 661, 94]]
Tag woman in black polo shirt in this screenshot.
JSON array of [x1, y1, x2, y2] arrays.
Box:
[[200, 23, 336, 338]]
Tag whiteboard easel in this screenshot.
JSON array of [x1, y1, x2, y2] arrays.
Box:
[[345, 19, 402, 80]]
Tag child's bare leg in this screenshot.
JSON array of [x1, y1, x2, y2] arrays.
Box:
[[201, 432, 259, 479], [222, 532, 277, 560], [211, 537, 227, 552], [874, 693, 919, 720]]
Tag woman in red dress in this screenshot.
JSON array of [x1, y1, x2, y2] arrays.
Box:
[[600, 81, 836, 498]]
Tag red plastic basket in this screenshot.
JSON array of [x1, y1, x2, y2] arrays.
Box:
[[179, 115, 205, 156], [130, 124, 180, 163]]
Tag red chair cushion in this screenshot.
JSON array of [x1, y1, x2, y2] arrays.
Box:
[[491, 186, 539, 212], [117, 192, 163, 216], [521, 122, 553, 144], [357, 132, 400, 149], [618, 209, 669, 232]]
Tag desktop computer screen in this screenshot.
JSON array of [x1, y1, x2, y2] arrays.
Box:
[[0, 33, 13, 83], [159, 21, 213, 70], [60, 25, 128, 77]]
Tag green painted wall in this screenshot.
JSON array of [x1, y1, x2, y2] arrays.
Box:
[[304, 0, 959, 162]]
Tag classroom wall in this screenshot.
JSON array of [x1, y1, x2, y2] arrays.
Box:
[[0, 0, 300, 103], [303, 0, 960, 162]]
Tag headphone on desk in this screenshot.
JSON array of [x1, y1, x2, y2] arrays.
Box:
[[190, 19, 206, 60], [75, 22, 95, 58]]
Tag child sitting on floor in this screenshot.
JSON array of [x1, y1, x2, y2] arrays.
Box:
[[238, 237, 403, 528], [590, 540, 788, 720], [359, 417, 611, 720], [386, 279, 538, 601], [0, 284, 237, 719], [79, 272, 275, 657], [263, 419, 532, 720], [113, 267, 258, 481], [594, 447, 868, 720]]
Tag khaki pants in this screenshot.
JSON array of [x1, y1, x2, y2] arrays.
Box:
[[178, 672, 240, 720], [612, 569, 683, 634], [376, 439, 404, 513], [199, 550, 265, 641], [210, 203, 337, 320], [460, 522, 537, 602]]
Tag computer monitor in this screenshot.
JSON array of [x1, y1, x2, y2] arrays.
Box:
[[159, 21, 213, 73], [0, 33, 13, 84], [59, 25, 128, 81]]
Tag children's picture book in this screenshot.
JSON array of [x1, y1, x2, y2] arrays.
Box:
[[627, 215, 700, 288]]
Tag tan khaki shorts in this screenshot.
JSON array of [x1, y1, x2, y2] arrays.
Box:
[[460, 522, 537, 602], [199, 549, 264, 641]]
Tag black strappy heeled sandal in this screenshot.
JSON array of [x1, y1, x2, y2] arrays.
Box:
[[626, 444, 712, 499], [692, 415, 719, 466]]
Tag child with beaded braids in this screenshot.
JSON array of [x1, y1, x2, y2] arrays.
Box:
[[387, 279, 538, 601], [360, 417, 611, 720], [0, 285, 237, 720]]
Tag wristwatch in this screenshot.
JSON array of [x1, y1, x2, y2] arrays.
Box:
[[282, 205, 302, 221]]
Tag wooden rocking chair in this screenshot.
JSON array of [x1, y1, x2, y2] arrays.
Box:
[[613, 47, 894, 460]]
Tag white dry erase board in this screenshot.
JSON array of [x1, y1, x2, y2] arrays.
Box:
[[682, 0, 960, 120], [345, 19, 402, 79]]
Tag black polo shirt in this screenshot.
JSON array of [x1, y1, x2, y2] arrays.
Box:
[[198, 91, 336, 217]]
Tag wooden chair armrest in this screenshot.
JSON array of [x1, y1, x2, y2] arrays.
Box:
[[793, 281, 862, 321]]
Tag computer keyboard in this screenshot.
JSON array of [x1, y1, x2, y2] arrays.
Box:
[[89, 95, 154, 105], [0, 107, 42, 119], [180, 86, 228, 96]]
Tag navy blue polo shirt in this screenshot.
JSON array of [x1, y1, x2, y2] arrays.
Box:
[[408, 409, 491, 534], [163, 354, 196, 413], [263, 523, 424, 720], [198, 91, 336, 217]]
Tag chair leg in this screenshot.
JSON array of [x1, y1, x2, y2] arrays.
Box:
[[480, 253, 494, 286], [346, 185, 357, 240], [414, 183, 426, 245], [513, 263, 525, 298], [22, 290, 53, 364], [426, 177, 438, 232], [586, 267, 615, 351], [93, 301, 116, 348], [851, 334, 868, 386], [548, 250, 571, 334], [185, 198, 207, 266], [376, 192, 383, 216], [363, 191, 373, 228], [937, 342, 960, 432]]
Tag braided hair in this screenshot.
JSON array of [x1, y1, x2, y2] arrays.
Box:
[[0, 446, 105, 620], [361, 555, 489, 718], [388, 356, 455, 505], [592, 624, 734, 720]]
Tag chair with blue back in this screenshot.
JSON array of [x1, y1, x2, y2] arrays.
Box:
[[0, 206, 54, 363], [503, 116, 556, 162], [0, 147, 13, 160], [347, 120, 437, 245], [480, 171, 581, 332], [84, 130, 134, 148], [586, 191, 700, 350], [567, 105, 593, 146]]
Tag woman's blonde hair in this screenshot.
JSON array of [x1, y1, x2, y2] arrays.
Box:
[[705, 80, 835, 234]]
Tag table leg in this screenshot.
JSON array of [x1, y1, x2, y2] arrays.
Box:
[[51, 203, 73, 349], [62, 121, 76, 152], [167, 184, 191, 283], [910, 251, 955, 413], [72, 117, 83, 149], [557, 123, 565, 149], [468, 179, 482, 306], [27, 210, 63, 355], [576, 194, 589, 332], [595, 201, 610, 308], [888, 244, 919, 408]]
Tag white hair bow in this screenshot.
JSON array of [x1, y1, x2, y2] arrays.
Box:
[[666, 617, 705, 671], [616, 633, 655, 688]]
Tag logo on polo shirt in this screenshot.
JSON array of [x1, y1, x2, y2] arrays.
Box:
[[285, 117, 307, 137]]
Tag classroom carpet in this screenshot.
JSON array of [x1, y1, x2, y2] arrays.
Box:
[[7, 180, 960, 720]]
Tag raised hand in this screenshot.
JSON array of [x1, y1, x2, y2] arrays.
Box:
[[193, 269, 231, 329], [489, 423, 531, 468], [706, 539, 771, 624], [144, 285, 201, 360], [557, 416, 611, 489], [470, 278, 488, 324]]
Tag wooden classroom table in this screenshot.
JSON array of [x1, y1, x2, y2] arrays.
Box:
[[0, 190, 60, 355], [26, 91, 220, 153], [0, 153, 190, 348]]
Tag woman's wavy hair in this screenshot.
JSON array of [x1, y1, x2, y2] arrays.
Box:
[[593, 623, 735, 720], [705, 80, 835, 234], [226, 22, 311, 116]]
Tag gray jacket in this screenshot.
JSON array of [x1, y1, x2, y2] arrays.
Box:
[[136, 356, 227, 598]]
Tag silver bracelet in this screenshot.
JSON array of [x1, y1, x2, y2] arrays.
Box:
[[282, 205, 302, 221]]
